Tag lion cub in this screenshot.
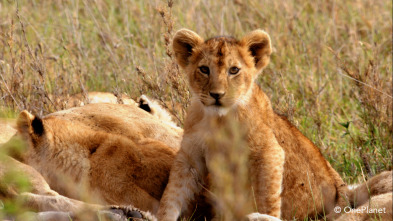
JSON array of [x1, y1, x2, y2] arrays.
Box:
[[157, 29, 349, 220]]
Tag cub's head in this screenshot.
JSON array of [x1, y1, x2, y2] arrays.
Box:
[[172, 29, 272, 113]]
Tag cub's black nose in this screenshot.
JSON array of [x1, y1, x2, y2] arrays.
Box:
[[209, 92, 225, 100]]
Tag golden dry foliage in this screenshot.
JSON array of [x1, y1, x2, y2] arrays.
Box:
[[206, 118, 252, 220]]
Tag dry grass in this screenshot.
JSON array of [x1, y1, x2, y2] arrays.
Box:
[[206, 118, 252, 220], [0, 0, 391, 219]]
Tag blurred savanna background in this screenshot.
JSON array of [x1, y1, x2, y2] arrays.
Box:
[[0, 0, 392, 219]]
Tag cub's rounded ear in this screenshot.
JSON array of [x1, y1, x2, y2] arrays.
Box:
[[17, 110, 44, 137], [240, 30, 272, 70], [172, 29, 204, 68]]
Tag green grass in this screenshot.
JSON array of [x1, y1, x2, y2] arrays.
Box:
[[0, 0, 391, 219]]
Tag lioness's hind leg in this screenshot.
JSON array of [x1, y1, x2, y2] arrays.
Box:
[[349, 171, 392, 207], [336, 192, 392, 221], [0, 156, 57, 198], [18, 192, 103, 213]]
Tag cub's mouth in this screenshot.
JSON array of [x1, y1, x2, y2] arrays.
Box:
[[203, 100, 230, 116], [213, 100, 222, 106], [200, 98, 224, 107]]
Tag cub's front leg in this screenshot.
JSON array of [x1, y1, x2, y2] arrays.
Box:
[[249, 131, 285, 218], [157, 139, 206, 221]]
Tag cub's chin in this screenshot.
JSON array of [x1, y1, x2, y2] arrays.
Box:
[[203, 104, 231, 116]]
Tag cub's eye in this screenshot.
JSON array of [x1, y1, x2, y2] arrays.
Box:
[[228, 67, 240, 75], [199, 66, 210, 75]]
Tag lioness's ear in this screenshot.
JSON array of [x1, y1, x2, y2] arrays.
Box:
[[17, 110, 44, 137], [172, 29, 204, 68], [241, 30, 272, 70]]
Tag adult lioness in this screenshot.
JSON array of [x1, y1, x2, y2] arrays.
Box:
[[14, 103, 182, 214], [157, 29, 351, 220]]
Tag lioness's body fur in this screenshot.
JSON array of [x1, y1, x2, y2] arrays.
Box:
[[15, 103, 181, 213], [0, 118, 16, 144], [0, 155, 157, 220], [57, 91, 137, 108]]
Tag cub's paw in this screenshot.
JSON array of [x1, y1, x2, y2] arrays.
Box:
[[244, 213, 281, 221]]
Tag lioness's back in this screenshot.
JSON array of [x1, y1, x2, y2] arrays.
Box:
[[47, 103, 182, 149]]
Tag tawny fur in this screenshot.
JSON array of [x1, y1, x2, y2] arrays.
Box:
[[336, 192, 392, 221], [0, 118, 16, 144], [349, 171, 392, 208], [333, 171, 392, 221], [157, 29, 350, 221], [56, 91, 137, 108], [0, 155, 156, 220], [0, 155, 58, 198], [14, 103, 182, 214], [0, 155, 103, 215]]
